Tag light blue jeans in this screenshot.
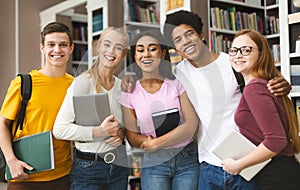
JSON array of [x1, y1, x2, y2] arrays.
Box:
[[70, 146, 129, 190], [141, 142, 199, 190], [199, 162, 259, 190]]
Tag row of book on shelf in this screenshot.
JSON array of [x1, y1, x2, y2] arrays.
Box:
[[72, 22, 87, 42], [291, 65, 300, 94], [210, 7, 264, 34], [164, 0, 184, 11], [92, 14, 103, 33], [127, 0, 160, 24]]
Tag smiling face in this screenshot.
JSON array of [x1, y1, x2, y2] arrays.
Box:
[[171, 24, 206, 67], [40, 32, 74, 68], [97, 30, 127, 70], [134, 35, 165, 78], [230, 34, 260, 82]]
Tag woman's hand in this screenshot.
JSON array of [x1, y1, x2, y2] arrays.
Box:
[[221, 158, 242, 175], [140, 136, 159, 152], [103, 127, 124, 147]]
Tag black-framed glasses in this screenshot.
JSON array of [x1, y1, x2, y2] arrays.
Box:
[[228, 46, 255, 56]]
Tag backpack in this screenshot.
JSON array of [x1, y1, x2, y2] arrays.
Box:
[[232, 67, 245, 93], [0, 74, 32, 182]]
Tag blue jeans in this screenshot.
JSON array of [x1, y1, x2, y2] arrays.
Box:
[[70, 147, 129, 190], [199, 162, 259, 190], [141, 142, 199, 190]]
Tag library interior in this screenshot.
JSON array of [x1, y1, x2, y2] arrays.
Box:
[[1, 0, 300, 190]]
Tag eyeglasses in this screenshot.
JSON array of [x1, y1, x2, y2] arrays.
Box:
[[228, 46, 255, 56]]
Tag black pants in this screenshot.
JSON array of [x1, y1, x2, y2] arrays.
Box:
[[255, 155, 300, 190]]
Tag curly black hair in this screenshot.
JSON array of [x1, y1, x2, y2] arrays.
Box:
[[163, 10, 204, 48]]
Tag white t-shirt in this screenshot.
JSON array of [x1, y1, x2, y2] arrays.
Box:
[[174, 52, 241, 166]]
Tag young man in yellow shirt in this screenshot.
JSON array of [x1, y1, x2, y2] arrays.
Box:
[[0, 22, 74, 190]]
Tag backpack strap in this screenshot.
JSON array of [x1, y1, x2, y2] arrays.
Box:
[[232, 67, 245, 93], [12, 74, 32, 137]]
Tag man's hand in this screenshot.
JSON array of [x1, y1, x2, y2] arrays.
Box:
[[267, 76, 291, 96], [121, 74, 136, 93], [7, 158, 33, 180]]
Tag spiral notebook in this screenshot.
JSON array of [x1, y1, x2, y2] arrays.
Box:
[[213, 130, 271, 181]]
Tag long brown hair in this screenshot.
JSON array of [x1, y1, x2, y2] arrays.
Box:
[[233, 29, 300, 153], [85, 27, 129, 92]]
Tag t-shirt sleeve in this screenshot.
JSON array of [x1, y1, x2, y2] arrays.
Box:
[[0, 77, 22, 120], [176, 79, 186, 96], [243, 83, 288, 153], [119, 91, 134, 109]]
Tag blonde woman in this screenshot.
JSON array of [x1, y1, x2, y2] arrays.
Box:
[[53, 27, 130, 190]]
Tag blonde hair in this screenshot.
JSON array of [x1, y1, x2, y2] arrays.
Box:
[[85, 27, 129, 92], [233, 29, 300, 153]]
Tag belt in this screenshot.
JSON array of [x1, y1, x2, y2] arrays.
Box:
[[75, 149, 116, 164]]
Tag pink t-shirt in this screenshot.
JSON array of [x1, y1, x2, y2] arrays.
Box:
[[119, 78, 192, 148]]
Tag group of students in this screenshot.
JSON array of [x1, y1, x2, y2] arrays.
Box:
[[0, 9, 299, 190]]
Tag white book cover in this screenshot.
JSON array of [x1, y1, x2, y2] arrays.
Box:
[[213, 130, 271, 181]]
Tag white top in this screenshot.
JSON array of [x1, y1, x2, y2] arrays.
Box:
[[53, 73, 123, 153], [174, 52, 241, 166]]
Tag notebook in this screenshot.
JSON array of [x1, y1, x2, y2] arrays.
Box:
[[6, 131, 54, 180], [212, 130, 271, 181], [73, 93, 111, 126], [152, 108, 180, 137]]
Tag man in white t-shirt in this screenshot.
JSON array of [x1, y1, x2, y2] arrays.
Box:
[[162, 10, 291, 190]]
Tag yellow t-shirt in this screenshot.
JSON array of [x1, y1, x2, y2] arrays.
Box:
[[0, 69, 74, 182]]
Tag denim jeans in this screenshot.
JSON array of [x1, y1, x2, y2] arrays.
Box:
[[199, 162, 259, 190], [141, 142, 199, 190], [70, 146, 129, 190]]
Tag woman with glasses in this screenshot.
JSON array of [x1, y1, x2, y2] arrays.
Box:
[[222, 29, 300, 190]]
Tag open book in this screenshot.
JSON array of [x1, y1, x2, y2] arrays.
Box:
[[213, 130, 271, 181], [6, 131, 54, 180], [73, 93, 111, 126], [152, 108, 180, 137]]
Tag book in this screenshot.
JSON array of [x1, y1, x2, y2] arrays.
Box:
[[73, 93, 111, 126], [213, 130, 271, 181], [295, 99, 300, 126], [6, 131, 54, 180], [151, 108, 180, 137]]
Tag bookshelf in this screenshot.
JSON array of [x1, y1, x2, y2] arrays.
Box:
[[279, 0, 300, 97], [39, 0, 88, 76], [279, 1, 300, 152], [160, 0, 191, 30], [123, 0, 160, 43], [207, 0, 280, 66], [86, 0, 124, 75], [71, 17, 88, 76]]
